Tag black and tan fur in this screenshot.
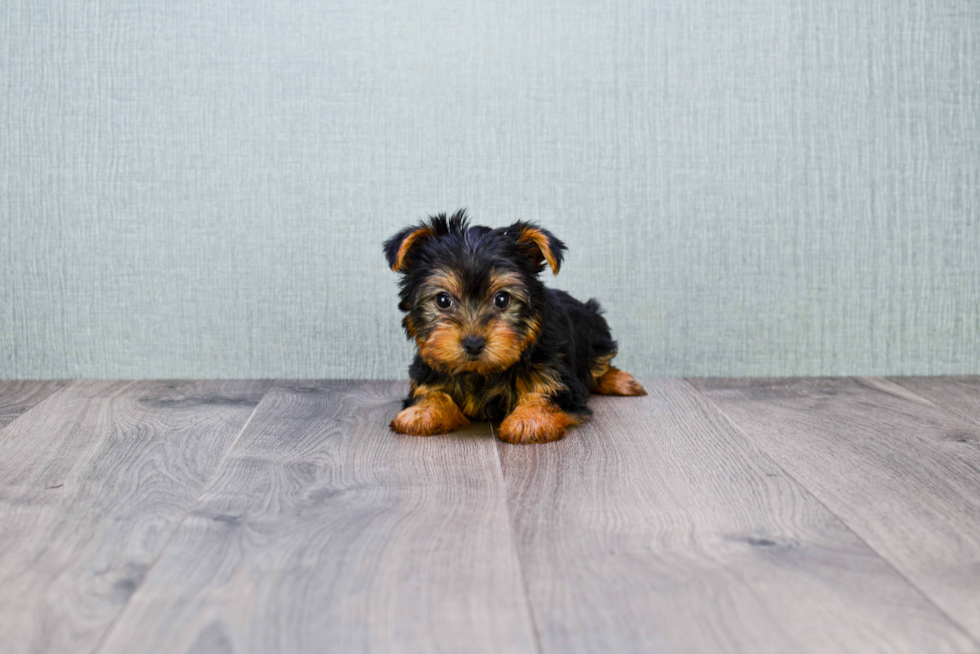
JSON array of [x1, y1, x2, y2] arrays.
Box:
[[384, 210, 645, 444]]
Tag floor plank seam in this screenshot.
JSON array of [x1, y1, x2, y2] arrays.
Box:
[[0, 380, 73, 436], [87, 380, 277, 654], [682, 377, 980, 652], [489, 421, 546, 654], [888, 376, 980, 431]]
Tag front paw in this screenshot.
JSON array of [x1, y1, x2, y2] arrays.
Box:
[[390, 393, 468, 436], [498, 402, 576, 444]]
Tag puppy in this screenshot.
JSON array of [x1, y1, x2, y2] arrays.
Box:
[[384, 210, 645, 444]]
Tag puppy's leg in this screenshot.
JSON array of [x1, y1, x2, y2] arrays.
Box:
[[593, 366, 647, 396], [391, 387, 469, 436], [498, 393, 583, 444]]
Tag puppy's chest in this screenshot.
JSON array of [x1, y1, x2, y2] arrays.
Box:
[[445, 376, 518, 421]]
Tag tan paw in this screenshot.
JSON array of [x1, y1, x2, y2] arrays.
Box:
[[497, 400, 580, 444], [593, 367, 647, 396], [390, 393, 468, 436]]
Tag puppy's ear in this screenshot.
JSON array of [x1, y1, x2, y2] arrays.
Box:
[[383, 223, 434, 272], [507, 222, 566, 275]]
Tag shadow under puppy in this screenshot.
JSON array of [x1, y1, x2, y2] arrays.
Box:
[[384, 210, 645, 444]]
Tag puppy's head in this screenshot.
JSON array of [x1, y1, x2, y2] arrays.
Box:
[[384, 209, 565, 376]]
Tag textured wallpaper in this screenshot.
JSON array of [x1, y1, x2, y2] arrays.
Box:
[[2, 0, 978, 379]]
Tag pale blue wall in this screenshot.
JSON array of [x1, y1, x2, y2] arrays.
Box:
[[2, 0, 978, 379]]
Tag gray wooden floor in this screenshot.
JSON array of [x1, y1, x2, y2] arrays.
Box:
[[1, 378, 979, 654]]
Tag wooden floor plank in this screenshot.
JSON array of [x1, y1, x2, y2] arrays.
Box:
[[691, 376, 980, 645], [96, 381, 539, 654], [496, 378, 974, 654], [0, 380, 70, 430], [0, 380, 271, 654], [888, 376, 980, 429]]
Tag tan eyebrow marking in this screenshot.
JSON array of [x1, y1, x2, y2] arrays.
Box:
[[487, 271, 525, 297], [422, 269, 464, 298]]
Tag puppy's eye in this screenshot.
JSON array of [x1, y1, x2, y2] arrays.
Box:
[[493, 291, 511, 309], [436, 293, 453, 310]]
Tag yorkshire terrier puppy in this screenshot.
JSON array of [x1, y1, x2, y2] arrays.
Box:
[[384, 210, 646, 444]]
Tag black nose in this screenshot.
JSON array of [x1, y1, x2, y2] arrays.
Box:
[[462, 335, 486, 356]]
